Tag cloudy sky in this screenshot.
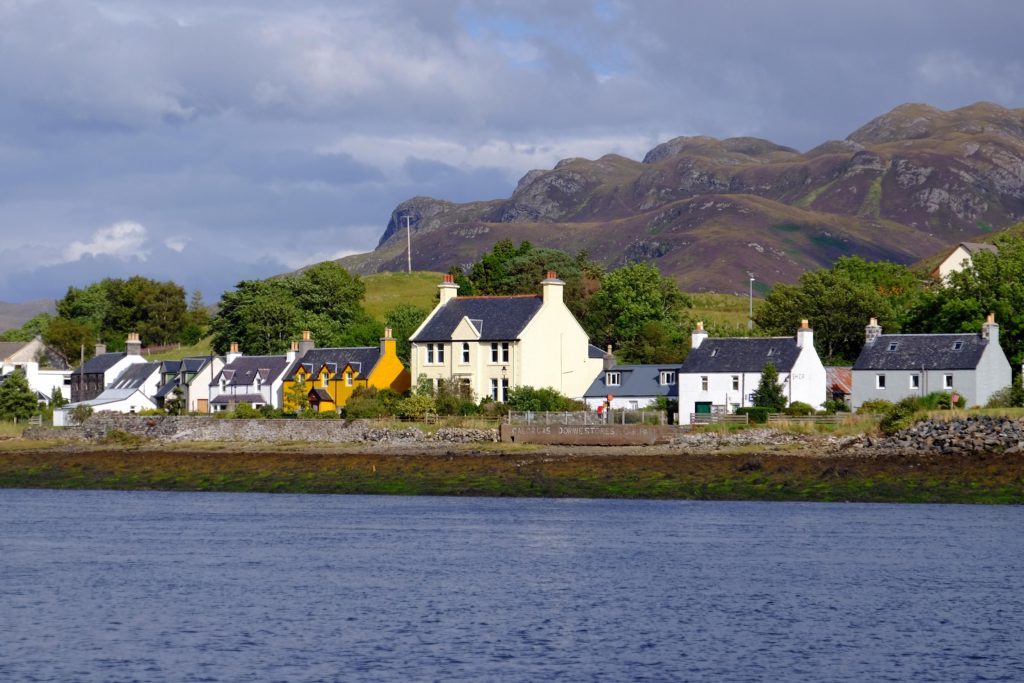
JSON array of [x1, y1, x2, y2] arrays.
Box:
[[1, 0, 1022, 303]]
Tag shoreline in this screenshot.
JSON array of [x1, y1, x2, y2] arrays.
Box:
[[1, 439, 1021, 504]]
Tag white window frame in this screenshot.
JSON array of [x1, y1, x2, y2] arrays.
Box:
[[461, 342, 470, 364], [606, 371, 621, 386], [876, 374, 886, 389], [659, 370, 676, 386], [700, 376, 709, 391], [628, 400, 639, 410], [909, 374, 920, 390], [731, 375, 740, 391], [490, 378, 498, 400], [943, 374, 954, 389], [426, 344, 435, 364]]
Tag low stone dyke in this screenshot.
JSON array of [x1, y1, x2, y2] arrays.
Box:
[[849, 415, 1024, 455], [24, 415, 498, 444]]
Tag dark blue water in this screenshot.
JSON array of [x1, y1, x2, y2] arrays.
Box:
[[1, 491, 1021, 682]]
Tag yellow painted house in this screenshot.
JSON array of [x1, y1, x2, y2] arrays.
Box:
[[282, 329, 411, 413]]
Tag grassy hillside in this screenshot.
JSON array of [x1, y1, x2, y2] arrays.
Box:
[[690, 293, 751, 332], [145, 337, 214, 362], [362, 271, 443, 321]]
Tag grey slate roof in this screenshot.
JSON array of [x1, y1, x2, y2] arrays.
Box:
[[212, 356, 290, 387], [72, 352, 127, 376], [584, 364, 678, 399], [679, 337, 801, 373], [0, 342, 27, 360], [588, 344, 606, 359], [960, 242, 999, 255], [410, 296, 543, 342], [108, 363, 159, 390], [852, 334, 988, 371], [283, 347, 382, 381], [211, 393, 267, 405], [155, 378, 181, 398]]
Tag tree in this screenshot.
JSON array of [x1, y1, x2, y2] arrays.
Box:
[[0, 370, 38, 421], [43, 318, 96, 366], [57, 276, 189, 348], [0, 313, 53, 342], [284, 376, 311, 414], [752, 362, 787, 412], [505, 386, 586, 412], [50, 387, 68, 408], [585, 263, 691, 363], [165, 387, 186, 415], [755, 256, 925, 364], [69, 404, 93, 425], [384, 303, 429, 366]]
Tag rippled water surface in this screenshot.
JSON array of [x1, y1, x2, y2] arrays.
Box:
[[1, 490, 1022, 682]]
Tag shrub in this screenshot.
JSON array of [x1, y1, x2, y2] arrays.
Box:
[[736, 406, 769, 424], [397, 393, 436, 419], [506, 386, 586, 412], [879, 397, 919, 435], [69, 404, 94, 425], [232, 404, 260, 419], [857, 399, 894, 415], [345, 395, 388, 419], [752, 362, 787, 412], [822, 399, 850, 414], [99, 428, 145, 447], [784, 401, 815, 416]]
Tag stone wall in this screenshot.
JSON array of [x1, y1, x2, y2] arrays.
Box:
[[24, 415, 497, 444], [848, 415, 1024, 455]]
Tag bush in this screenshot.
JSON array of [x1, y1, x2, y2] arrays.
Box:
[[879, 397, 919, 435], [435, 379, 479, 416], [736, 407, 769, 424], [397, 393, 436, 419], [232, 404, 260, 419], [69, 404, 94, 425], [784, 401, 815, 416], [99, 428, 145, 447], [506, 386, 586, 412], [822, 399, 850, 414], [857, 399, 894, 415]]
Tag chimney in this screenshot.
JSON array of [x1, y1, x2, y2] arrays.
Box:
[[226, 341, 242, 364], [125, 332, 142, 356], [297, 329, 315, 357], [865, 317, 882, 345], [380, 326, 396, 356], [796, 319, 813, 349], [541, 270, 564, 306], [286, 340, 299, 364], [603, 344, 616, 371], [982, 313, 999, 346], [691, 321, 708, 349], [95, 342, 107, 356], [439, 273, 459, 305]]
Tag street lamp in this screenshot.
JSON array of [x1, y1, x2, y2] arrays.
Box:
[[748, 277, 755, 331]]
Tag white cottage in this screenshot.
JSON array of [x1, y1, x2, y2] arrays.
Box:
[[677, 320, 826, 424], [931, 242, 998, 281], [409, 272, 603, 401], [208, 343, 293, 411]]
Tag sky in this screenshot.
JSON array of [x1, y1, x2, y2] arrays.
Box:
[[1, 0, 1023, 304]]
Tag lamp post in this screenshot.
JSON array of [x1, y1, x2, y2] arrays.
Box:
[[748, 277, 755, 331]]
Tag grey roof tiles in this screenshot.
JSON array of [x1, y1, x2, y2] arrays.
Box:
[[411, 296, 543, 342], [584, 364, 678, 398], [853, 334, 988, 371], [283, 347, 382, 381], [680, 338, 801, 373]]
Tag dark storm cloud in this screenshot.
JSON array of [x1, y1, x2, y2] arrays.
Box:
[[0, 0, 1021, 303]]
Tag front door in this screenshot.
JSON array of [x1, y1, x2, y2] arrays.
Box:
[[196, 399, 208, 414], [695, 402, 712, 414]]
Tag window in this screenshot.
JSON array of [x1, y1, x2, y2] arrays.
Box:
[[629, 400, 639, 410], [952, 341, 963, 350], [659, 370, 676, 386], [700, 376, 709, 391], [426, 343, 445, 364], [461, 342, 470, 364], [606, 372, 621, 386], [910, 374, 920, 389], [321, 375, 328, 387], [346, 373, 353, 387], [732, 375, 740, 391], [710, 348, 718, 357], [888, 341, 899, 351], [876, 374, 886, 389], [490, 378, 509, 402], [493, 342, 509, 362], [767, 348, 775, 357], [944, 374, 953, 389]]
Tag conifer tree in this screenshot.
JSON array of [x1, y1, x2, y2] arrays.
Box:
[[0, 370, 39, 421], [752, 362, 787, 412]]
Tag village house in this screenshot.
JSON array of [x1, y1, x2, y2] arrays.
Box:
[[677, 320, 827, 424], [0, 338, 72, 403], [55, 361, 163, 425], [850, 316, 1011, 409], [281, 329, 410, 413], [154, 356, 224, 413], [931, 242, 998, 281], [583, 346, 678, 411], [208, 343, 292, 411], [69, 333, 150, 403], [409, 272, 603, 402]]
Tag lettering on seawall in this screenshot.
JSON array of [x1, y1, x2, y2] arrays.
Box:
[[501, 423, 669, 445]]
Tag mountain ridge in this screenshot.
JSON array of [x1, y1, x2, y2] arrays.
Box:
[[342, 101, 1024, 293]]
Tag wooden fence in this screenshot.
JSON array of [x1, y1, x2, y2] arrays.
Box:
[[690, 413, 749, 425]]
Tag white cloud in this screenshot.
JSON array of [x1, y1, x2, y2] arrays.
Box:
[[63, 221, 150, 263], [164, 235, 189, 252]]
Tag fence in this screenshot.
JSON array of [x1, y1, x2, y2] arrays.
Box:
[[506, 410, 667, 426], [766, 413, 844, 425], [690, 413, 749, 426]]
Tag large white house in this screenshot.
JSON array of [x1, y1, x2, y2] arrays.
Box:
[[0, 338, 72, 403], [69, 334, 151, 403], [55, 362, 162, 425], [409, 272, 604, 401], [931, 242, 998, 281], [208, 343, 293, 411], [677, 320, 827, 424]]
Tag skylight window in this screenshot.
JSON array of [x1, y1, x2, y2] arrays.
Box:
[[952, 341, 963, 350], [767, 348, 775, 356], [710, 348, 718, 357], [888, 342, 898, 351]]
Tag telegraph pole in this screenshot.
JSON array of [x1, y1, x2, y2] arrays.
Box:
[[404, 215, 412, 273]]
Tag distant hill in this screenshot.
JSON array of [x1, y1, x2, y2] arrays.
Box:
[[0, 299, 55, 333], [339, 102, 1024, 293]]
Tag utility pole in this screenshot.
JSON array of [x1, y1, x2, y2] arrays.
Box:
[[79, 343, 84, 401], [748, 277, 755, 331], [404, 215, 412, 273]]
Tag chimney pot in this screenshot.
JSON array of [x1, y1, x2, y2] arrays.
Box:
[[230, 342, 239, 354], [800, 319, 809, 329], [443, 273, 454, 283], [696, 321, 704, 331], [384, 327, 393, 338], [546, 270, 557, 280], [302, 330, 311, 341], [987, 312, 995, 324]]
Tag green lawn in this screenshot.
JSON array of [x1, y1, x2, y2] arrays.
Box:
[[690, 293, 752, 331], [362, 271, 444, 321], [145, 336, 214, 361]]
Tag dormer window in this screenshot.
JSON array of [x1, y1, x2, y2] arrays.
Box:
[[888, 342, 899, 351], [710, 348, 718, 357], [606, 372, 621, 386], [659, 371, 676, 386], [952, 341, 963, 350], [767, 348, 775, 356], [321, 375, 329, 387]]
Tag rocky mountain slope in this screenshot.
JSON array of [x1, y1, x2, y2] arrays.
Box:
[[0, 299, 55, 333], [339, 102, 1024, 292]]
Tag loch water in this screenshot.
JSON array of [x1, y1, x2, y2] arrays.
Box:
[[1, 489, 1021, 682]]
